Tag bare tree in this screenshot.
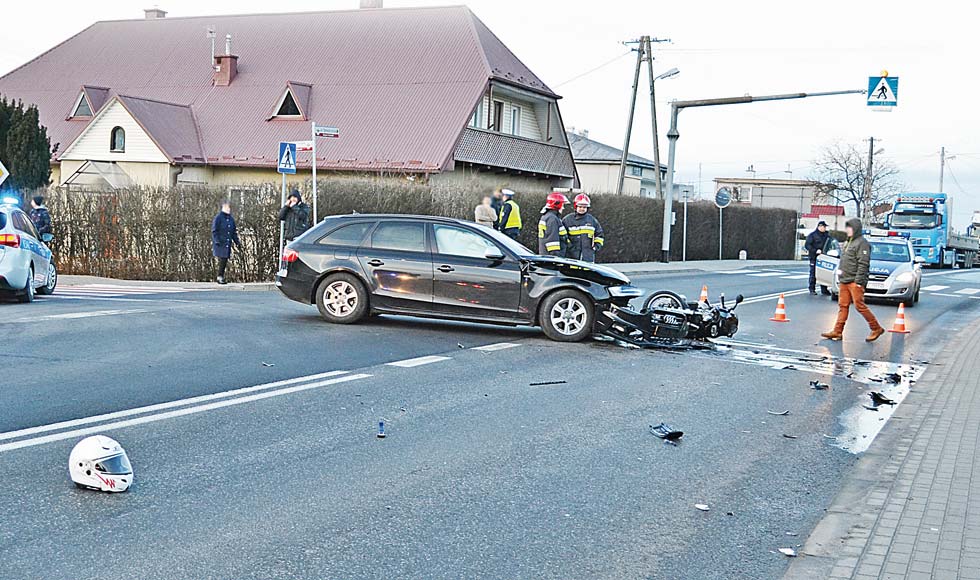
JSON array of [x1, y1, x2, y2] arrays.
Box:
[[810, 141, 904, 220]]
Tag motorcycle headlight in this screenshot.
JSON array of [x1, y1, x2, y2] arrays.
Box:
[[896, 272, 915, 283], [609, 285, 644, 298]]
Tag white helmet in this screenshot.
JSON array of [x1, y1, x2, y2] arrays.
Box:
[[68, 435, 133, 492]]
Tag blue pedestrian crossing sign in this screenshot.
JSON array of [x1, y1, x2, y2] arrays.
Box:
[[277, 141, 297, 174], [867, 76, 899, 108]]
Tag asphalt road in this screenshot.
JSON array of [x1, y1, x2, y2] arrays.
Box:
[[2, 264, 979, 579]]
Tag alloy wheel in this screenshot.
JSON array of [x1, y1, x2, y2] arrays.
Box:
[[324, 280, 358, 317], [550, 297, 587, 336]]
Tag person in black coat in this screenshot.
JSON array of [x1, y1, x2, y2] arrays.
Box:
[[212, 201, 241, 284], [29, 195, 53, 236], [804, 221, 831, 295], [279, 190, 311, 242]]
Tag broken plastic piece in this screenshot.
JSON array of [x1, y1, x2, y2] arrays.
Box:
[[261, 362, 275, 367], [530, 380, 567, 387], [869, 391, 896, 406], [767, 410, 790, 416], [457, 343, 465, 349], [863, 405, 880, 412], [809, 380, 830, 390], [650, 422, 684, 441], [778, 548, 797, 557], [782, 434, 799, 439], [377, 420, 386, 439], [694, 504, 709, 511]]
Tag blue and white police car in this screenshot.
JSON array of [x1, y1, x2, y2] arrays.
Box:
[[0, 197, 57, 302], [815, 229, 924, 306]]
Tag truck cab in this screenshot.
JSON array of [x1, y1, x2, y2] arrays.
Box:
[[885, 193, 978, 268]]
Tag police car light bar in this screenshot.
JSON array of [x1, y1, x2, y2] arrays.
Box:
[[866, 228, 910, 238], [1, 196, 19, 206]]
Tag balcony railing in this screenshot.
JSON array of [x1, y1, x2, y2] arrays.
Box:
[[453, 128, 576, 178]]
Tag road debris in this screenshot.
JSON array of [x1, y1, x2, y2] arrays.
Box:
[[869, 392, 897, 406], [529, 380, 567, 387], [767, 410, 790, 416], [778, 548, 798, 557], [882, 372, 902, 384], [863, 405, 880, 412], [694, 504, 710, 511], [809, 380, 830, 390], [377, 420, 386, 439], [782, 434, 799, 439], [785, 532, 799, 537], [650, 422, 684, 441], [457, 342, 465, 349], [261, 362, 275, 367]]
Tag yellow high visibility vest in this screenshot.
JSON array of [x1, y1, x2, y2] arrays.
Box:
[[501, 199, 522, 229]]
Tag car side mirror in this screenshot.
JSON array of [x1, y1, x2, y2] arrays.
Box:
[[484, 247, 505, 260], [41, 233, 54, 243], [913, 256, 926, 264], [827, 249, 840, 258]]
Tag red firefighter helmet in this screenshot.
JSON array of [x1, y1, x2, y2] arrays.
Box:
[[573, 193, 591, 208], [545, 192, 570, 210]]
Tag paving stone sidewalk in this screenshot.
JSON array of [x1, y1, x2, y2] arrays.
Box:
[[785, 323, 980, 580]]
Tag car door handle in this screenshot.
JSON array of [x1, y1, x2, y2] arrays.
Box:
[[368, 259, 384, 267], [437, 265, 455, 273]]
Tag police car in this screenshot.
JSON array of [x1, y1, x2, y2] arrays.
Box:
[[0, 198, 57, 302], [815, 229, 924, 306]]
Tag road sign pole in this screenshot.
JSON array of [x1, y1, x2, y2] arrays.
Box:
[[279, 172, 286, 261], [311, 121, 317, 224], [719, 206, 723, 260]]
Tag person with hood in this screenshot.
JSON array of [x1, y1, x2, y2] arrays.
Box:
[[212, 201, 242, 285], [29, 195, 52, 236], [538, 192, 570, 256], [563, 193, 604, 262], [279, 190, 311, 242], [496, 189, 522, 240], [804, 220, 831, 295], [490, 188, 504, 229], [821, 218, 884, 342]]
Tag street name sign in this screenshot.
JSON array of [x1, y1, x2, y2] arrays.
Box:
[[293, 140, 314, 152], [278, 142, 297, 174], [314, 125, 340, 138]]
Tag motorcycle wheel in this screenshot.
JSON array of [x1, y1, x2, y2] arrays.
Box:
[[642, 290, 685, 311]]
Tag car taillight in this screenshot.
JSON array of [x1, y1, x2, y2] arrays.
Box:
[[282, 248, 300, 263], [0, 233, 20, 248]]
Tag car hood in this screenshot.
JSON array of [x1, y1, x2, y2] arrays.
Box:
[[525, 255, 631, 286], [870, 261, 907, 276]]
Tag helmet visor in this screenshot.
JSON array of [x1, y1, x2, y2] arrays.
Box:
[[94, 454, 132, 475]]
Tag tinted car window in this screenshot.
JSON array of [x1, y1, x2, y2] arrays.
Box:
[[871, 242, 911, 262], [0, 212, 6, 230], [434, 225, 498, 258], [371, 222, 426, 252], [11, 211, 38, 238], [318, 222, 373, 246]]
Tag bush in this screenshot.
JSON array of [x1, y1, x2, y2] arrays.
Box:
[[43, 177, 797, 282]]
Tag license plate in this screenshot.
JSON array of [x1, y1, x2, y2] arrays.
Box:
[[867, 281, 887, 290]]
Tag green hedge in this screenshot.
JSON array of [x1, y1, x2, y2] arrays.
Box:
[[40, 177, 797, 282]]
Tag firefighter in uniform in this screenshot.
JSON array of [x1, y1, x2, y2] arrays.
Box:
[[538, 192, 570, 256], [563, 193, 604, 262], [496, 189, 522, 240]]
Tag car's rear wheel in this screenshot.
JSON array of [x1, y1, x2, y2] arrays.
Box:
[[17, 269, 35, 304], [37, 262, 57, 295], [315, 273, 368, 324], [539, 289, 594, 342]]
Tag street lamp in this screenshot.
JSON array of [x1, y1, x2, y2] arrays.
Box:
[[649, 67, 679, 201], [655, 68, 680, 82]]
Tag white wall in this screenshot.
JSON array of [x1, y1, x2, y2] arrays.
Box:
[[60, 100, 169, 163], [576, 162, 641, 195], [471, 92, 543, 141]]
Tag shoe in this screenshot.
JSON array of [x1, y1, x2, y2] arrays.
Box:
[[809, 290, 817, 295], [821, 331, 843, 341], [866, 328, 885, 342], [216, 277, 226, 285]]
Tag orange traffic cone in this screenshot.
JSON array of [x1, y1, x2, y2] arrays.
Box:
[[888, 303, 911, 334], [699, 285, 709, 303], [770, 294, 790, 322]]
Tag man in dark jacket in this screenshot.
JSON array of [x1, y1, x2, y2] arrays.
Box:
[[490, 188, 505, 229], [563, 193, 604, 262], [29, 195, 52, 237], [212, 201, 241, 285], [821, 217, 884, 342], [538, 192, 570, 256], [279, 190, 311, 242], [804, 220, 830, 295]]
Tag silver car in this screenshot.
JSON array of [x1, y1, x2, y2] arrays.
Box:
[[815, 231, 924, 306], [0, 201, 56, 302]]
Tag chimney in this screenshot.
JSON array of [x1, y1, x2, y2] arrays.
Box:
[[213, 34, 238, 86], [144, 7, 167, 19], [360, 0, 383, 8]]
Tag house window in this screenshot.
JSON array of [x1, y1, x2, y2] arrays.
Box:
[[492, 101, 504, 132], [469, 100, 484, 129], [71, 93, 93, 117], [509, 105, 521, 135], [275, 91, 301, 117], [732, 185, 752, 203], [110, 126, 126, 152], [629, 165, 643, 177]]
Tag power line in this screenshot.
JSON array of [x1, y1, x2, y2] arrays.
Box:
[[553, 51, 632, 88]]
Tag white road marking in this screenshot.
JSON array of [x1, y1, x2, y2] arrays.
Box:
[[747, 272, 788, 277], [781, 274, 810, 280], [36, 309, 147, 320], [0, 370, 350, 443], [955, 288, 980, 295], [718, 270, 759, 275], [0, 373, 370, 453], [471, 342, 521, 352], [922, 285, 949, 291], [386, 355, 452, 368], [737, 288, 809, 305], [934, 293, 960, 297]]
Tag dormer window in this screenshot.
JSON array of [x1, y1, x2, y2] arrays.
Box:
[[275, 91, 301, 117], [110, 126, 126, 152], [71, 93, 93, 118]]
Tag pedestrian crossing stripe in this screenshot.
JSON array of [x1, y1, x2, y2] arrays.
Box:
[[954, 288, 980, 295], [921, 285, 949, 292], [747, 272, 787, 277]]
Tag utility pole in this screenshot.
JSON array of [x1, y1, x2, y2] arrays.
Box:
[[617, 35, 671, 196], [939, 146, 946, 192], [864, 136, 875, 219]]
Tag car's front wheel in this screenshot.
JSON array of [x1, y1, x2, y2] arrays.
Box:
[[539, 289, 594, 342], [17, 269, 35, 304], [37, 262, 57, 295], [315, 273, 368, 324]]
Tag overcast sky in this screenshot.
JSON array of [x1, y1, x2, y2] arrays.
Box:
[[3, 0, 976, 226]]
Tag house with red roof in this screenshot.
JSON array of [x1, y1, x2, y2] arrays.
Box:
[[0, 4, 576, 190]]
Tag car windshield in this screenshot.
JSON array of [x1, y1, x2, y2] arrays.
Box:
[[871, 242, 911, 262], [889, 213, 938, 229], [478, 225, 534, 257]]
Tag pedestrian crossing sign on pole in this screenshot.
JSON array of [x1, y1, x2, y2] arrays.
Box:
[[277, 141, 297, 174], [867, 75, 899, 110]]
